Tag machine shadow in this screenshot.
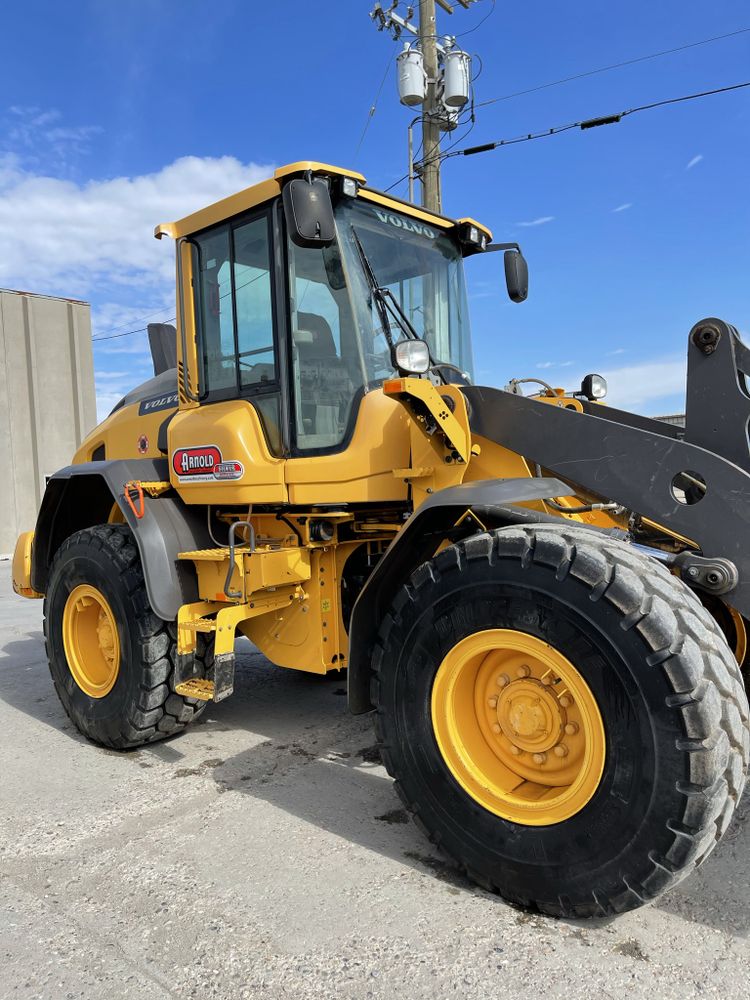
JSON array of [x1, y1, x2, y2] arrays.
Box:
[[653, 790, 749, 936], [2, 632, 747, 931]]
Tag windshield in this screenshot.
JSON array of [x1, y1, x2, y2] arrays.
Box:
[[336, 199, 474, 384]]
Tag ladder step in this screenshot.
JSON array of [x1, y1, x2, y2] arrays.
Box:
[[174, 678, 215, 701]]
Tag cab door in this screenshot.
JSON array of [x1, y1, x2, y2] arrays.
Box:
[[168, 208, 287, 505]]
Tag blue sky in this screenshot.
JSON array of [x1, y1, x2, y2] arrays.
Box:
[[0, 0, 748, 420]]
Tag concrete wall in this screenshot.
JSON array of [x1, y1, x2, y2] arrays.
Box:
[[0, 289, 96, 555]]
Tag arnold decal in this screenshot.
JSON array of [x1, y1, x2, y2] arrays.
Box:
[[172, 445, 222, 482]]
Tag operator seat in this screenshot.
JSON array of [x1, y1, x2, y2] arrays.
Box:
[[293, 312, 354, 447]]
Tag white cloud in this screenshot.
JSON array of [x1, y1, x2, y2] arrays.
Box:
[[519, 356, 686, 414], [0, 154, 274, 297], [569, 356, 686, 412], [516, 216, 554, 227], [537, 360, 573, 369], [686, 154, 703, 170], [612, 202, 632, 213], [0, 153, 274, 422], [4, 106, 101, 164], [606, 347, 626, 356]]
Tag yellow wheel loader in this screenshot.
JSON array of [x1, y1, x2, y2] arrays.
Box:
[[12, 161, 750, 918]]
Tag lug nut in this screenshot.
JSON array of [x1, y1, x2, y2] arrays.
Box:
[[492, 723, 501, 734], [559, 695, 573, 708], [488, 696, 498, 708], [510, 746, 522, 756], [533, 752, 547, 764], [553, 744, 568, 758], [564, 722, 579, 736], [516, 664, 530, 678], [541, 674, 553, 686], [497, 674, 510, 687]]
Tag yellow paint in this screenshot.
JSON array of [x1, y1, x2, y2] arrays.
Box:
[[74, 395, 177, 464], [431, 629, 606, 825], [168, 399, 286, 504], [358, 189, 456, 231], [12, 531, 41, 598], [728, 604, 748, 666], [382, 379, 472, 506], [62, 584, 121, 698], [242, 542, 362, 673], [640, 516, 699, 549], [455, 216, 493, 241], [285, 390, 410, 505], [154, 161, 485, 245]]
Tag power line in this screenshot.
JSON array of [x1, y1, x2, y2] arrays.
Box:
[[423, 80, 750, 166], [353, 50, 396, 161], [475, 26, 750, 109], [451, 0, 495, 39], [93, 320, 175, 343]]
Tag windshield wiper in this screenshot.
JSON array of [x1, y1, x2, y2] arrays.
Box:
[[349, 226, 445, 382]]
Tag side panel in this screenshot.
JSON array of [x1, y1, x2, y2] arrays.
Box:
[[347, 477, 568, 713], [168, 399, 286, 505], [74, 397, 177, 464], [285, 391, 410, 505]]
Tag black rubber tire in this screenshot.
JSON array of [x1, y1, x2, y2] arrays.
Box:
[[372, 524, 750, 918], [44, 524, 210, 750]]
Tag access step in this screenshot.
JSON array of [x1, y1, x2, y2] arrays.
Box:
[[174, 652, 235, 703], [174, 678, 215, 701]]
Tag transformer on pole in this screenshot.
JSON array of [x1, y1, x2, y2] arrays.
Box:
[[370, 0, 479, 212]]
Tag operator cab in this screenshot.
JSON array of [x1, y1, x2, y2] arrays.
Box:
[[159, 162, 524, 458]]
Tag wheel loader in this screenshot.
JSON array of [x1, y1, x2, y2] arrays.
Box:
[[12, 161, 750, 918]]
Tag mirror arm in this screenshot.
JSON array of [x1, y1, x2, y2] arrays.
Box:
[[485, 242, 521, 254]]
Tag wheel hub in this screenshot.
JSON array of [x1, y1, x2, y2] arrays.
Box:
[[62, 584, 121, 698], [431, 629, 606, 825], [495, 677, 564, 753]]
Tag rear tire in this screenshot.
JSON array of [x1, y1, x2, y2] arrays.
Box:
[[372, 524, 750, 917], [45, 524, 210, 749]]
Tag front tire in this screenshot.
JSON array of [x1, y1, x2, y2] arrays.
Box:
[[372, 524, 749, 917], [45, 524, 210, 749]]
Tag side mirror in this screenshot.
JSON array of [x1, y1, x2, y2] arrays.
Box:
[[282, 176, 336, 248], [504, 249, 528, 303]]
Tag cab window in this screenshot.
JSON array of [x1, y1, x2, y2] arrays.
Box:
[[192, 212, 282, 453], [287, 241, 363, 452], [193, 213, 277, 396]]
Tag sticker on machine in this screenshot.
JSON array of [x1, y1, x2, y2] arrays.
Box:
[[213, 460, 244, 481], [172, 445, 222, 482]]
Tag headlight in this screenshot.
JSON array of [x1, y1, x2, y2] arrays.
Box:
[[393, 339, 430, 374], [580, 373, 607, 400]]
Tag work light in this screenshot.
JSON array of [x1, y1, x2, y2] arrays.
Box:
[[393, 339, 430, 374], [580, 373, 607, 400]]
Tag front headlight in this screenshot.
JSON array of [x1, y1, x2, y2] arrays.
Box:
[[393, 339, 431, 374]]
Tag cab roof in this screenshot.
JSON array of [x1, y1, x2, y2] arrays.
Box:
[[154, 160, 491, 242]]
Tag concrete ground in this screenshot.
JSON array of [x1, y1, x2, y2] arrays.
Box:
[[1, 560, 748, 1000]]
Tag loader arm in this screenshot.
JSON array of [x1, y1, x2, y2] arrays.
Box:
[[463, 318, 750, 618]]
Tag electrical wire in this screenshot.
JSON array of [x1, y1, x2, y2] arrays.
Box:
[[475, 26, 750, 109], [419, 79, 750, 167], [450, 0, 495, 40], [92, 268, 268, 343], [419, 0, 496, 42], [354, 50, 396, 162], [92, 321, 175, 343]]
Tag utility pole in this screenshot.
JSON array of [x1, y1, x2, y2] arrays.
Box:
[[370, 1, 476, 211], [419, 0, 442, 213]]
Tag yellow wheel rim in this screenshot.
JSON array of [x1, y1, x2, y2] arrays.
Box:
[[431, 629, 606, 826], [62, 584, 121, 698]]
